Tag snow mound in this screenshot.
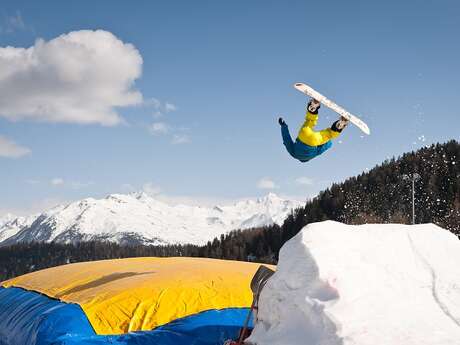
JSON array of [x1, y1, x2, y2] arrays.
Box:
[[247, 221, 460, 345]]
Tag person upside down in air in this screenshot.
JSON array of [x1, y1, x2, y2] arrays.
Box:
[[278, 98, 349, 163]]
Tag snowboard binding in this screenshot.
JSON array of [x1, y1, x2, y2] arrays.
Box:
[[307, 98, 321, 114], [331, 117, 349, 133]]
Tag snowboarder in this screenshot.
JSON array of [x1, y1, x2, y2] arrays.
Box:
[[278, 99, 349, 163]]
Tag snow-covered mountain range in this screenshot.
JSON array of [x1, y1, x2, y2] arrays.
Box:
[[0, 193, 303, 246]]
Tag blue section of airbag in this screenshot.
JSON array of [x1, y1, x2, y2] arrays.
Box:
[[0, 287, 95, 345], [0, 287, 252, 345]]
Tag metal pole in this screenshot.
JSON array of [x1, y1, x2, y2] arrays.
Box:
[[403, 173, 419, 225], [412, 177, 415, 225]]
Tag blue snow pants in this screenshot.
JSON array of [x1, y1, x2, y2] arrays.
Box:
[[281, 123, 332, 163]]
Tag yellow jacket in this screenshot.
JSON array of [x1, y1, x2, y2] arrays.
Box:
[[297, 111, 340, 147]]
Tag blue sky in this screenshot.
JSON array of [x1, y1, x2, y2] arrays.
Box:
[[0, 0, 459, 215]]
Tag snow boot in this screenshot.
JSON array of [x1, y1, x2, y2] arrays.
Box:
[[307, 98, 321, 114], [331, 116, 349, 133]]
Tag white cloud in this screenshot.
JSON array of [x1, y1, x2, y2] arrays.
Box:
[[144, 98, 177, 118], [165, 102, 177, 112], [131, 181, 235, 207], [144, 98, 161, 109], [155, 194, 233, 207], [147, 122, 190, 144], [0, 196, 72, 217], [0, 30, 143, 126], [172, 134, 190, 144], [25, 178, 92, 189], [120, 183, 136, 192], [142, 182, 162, 196], [70, 181, 94, 189], [51, 178, 64, 186], [257, 177, 278, 190], [295, 177, 314, 186], [144, 98, 183, 141], [149, 122, 170, 135], [0, 135, 31, 158]]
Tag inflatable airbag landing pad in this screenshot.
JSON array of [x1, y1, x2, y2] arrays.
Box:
[[0, 257, 272, 345]]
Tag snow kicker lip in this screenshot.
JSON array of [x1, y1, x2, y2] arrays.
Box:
[[247, 221, 460, 345]]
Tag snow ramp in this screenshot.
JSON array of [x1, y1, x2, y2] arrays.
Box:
[[247, 221, 460, 345]]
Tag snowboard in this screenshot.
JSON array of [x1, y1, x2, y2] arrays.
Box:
[[294, 82, 370, 135]]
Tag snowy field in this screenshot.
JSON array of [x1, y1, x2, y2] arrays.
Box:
[[248, 221, 460, 345]]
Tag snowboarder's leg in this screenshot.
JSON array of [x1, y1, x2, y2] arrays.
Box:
[[299, 99, 336, 146], [299, 115, 349, 147], [279, 118, 295, 157], [316, 140, 333, 155], [313, 117, 348, 155], [299, 126, 341, 147]]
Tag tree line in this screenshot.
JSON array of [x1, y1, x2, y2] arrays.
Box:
[[1, 140, 459, 281]]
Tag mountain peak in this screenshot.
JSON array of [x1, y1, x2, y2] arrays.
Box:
[[129, 191, 151, 200], [0, 213, 16, 226], [255, 193, 286, 205], [264, 192, 281, 201]]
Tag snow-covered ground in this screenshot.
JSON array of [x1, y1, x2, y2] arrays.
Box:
[[248, 221, 460, 345], [0, 192, 303, 246]]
